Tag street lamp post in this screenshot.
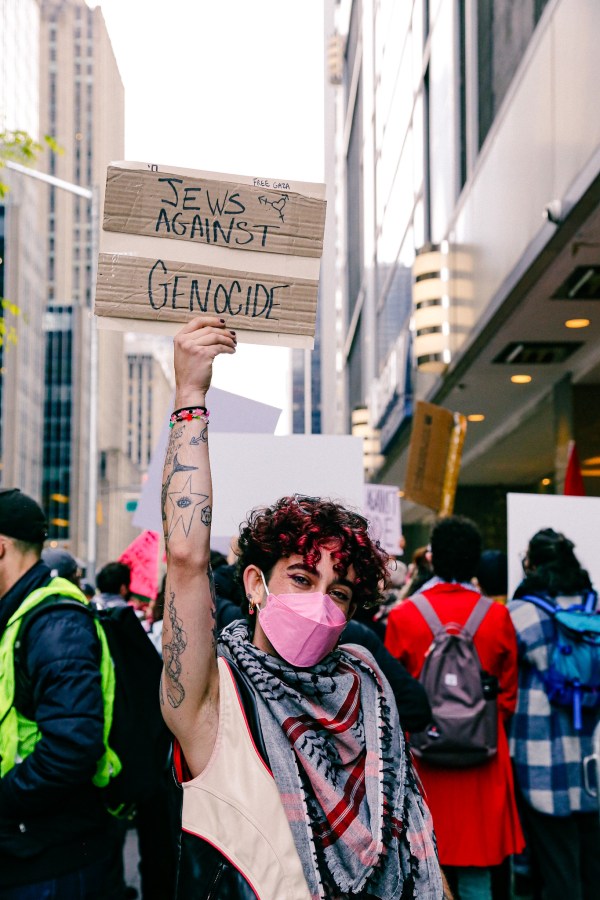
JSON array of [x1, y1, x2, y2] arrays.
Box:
[[5, 161, 99, 579]]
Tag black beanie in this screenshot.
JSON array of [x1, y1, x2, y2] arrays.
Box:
[[0, 488, 48, 543]]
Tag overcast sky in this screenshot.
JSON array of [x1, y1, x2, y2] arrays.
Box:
[[91, 1, 326, 425]]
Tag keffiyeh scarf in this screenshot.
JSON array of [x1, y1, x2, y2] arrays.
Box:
[[219, 621, 442, 899]]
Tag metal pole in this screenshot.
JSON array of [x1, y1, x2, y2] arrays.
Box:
[[86, 187, 99, 580], [4, 160, 92, 200]]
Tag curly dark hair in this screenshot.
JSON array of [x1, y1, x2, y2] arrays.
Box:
[[430, 515, 482, 583], [234, 495, 389, 610], [515, 528, 592, 598]]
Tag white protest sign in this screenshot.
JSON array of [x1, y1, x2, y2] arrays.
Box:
[[135, 431, 364, 552], [363, 484, 401, 555], [507, 493, 600, 598], [95, 161, 326, 349]]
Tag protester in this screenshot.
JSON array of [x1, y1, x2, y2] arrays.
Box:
[[385, 515, 524, 900], [0, 488, 124, 898], [215, 557, 432, 734], [160, 317, 446, 899], [146, 574, 166, 655], [477, 550, 508, 605], [372, 553, 409, 628], [509, 528, 600, 900], [41, 546, 83, 587], [94, 561, 130, 610]]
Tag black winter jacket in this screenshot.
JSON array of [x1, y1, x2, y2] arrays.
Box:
[[0, 562, 119, 887]]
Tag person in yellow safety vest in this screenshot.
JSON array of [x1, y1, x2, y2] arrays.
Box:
[[0, 489, 124, 900]]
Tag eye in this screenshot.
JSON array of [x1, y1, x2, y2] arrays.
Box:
[[330, 589, 352, 604], [290, 573, 311, 587]]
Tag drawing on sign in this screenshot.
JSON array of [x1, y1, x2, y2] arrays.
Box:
[[258, 193, 288, 222]]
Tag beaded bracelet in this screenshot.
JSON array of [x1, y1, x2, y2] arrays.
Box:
[[169, 406, 210, 428]]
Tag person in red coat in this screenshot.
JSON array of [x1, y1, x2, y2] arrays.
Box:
[[385, 516, 524, 900]]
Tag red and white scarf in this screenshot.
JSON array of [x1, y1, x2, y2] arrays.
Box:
[[219, 621, 442, 899]]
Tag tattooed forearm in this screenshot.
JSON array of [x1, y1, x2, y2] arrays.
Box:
[[190, 426, 208, 445], [159, 672, 165, 706], [162, 453, 200, 537], [163, 590, 188, 708]]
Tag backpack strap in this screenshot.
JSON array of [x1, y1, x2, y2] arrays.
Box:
[[521, 594, 557, 617], [462, 594, 493, 640], [410, 593, 445, 637]]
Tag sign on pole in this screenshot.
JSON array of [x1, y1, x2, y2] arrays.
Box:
[[363, 484, 401, 555], [94, 161, 326, 349], [403, 401, 467, 514]]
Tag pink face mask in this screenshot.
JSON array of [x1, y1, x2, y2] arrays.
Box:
[[257, 571, 348, 667]]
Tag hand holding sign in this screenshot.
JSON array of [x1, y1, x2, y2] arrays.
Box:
[[173, 316, 237, 408], [95, 161, 326, 349]]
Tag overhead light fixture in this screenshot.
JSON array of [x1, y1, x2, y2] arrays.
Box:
[[541, 477, 551, 486], [511, 374, 532, 384], [581, 468, 600, 477], [564, 318, 590, 329], [467, 414, 485, 422], [583, 456, 600, 466]]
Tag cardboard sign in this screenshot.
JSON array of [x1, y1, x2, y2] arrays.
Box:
[[95, 161, 326, 349], [363, 484, 401, 555], [403, 401, 467, 514], [118, 529, 160, 602]]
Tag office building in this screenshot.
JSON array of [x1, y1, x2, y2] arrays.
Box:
[[328, 0, 600, 543], [40, 0, 124, 559], [0, 0, 47, 498]]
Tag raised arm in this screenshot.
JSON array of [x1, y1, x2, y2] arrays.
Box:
[[160, 316, 236, 775]]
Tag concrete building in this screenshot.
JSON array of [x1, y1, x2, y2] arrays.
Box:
[[39, 0, 124, 559], [97, 334, 172, 564], [0, 0, 47, 498], [327, 0, 600, 546]]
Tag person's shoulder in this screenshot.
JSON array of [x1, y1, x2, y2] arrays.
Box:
[[26, 600, 98, 661], [386, 595, 427, 629]]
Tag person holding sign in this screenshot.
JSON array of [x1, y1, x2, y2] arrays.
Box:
[[160, 317, 445, 900]]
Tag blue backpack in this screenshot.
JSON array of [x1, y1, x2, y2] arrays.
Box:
[[523, 592, 600, 730]]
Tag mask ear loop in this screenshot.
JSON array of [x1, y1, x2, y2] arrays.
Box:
[[248, 571, 269, 615]]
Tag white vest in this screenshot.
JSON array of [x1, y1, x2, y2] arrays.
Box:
[[180, 657, 312, 900]]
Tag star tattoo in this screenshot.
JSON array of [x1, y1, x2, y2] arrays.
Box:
[[167, 475, 208, 537]]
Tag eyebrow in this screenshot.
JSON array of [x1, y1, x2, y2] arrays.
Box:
[[286, 563, 355, 592]]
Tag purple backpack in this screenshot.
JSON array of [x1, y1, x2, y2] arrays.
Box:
[[409, 593, 498, 768]]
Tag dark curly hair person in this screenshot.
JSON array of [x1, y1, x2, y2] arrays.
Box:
[[235, 495, 389, 630], [430, 514, 482, 583], [514, 527, 593, 598], [160, 317, 446, 899]]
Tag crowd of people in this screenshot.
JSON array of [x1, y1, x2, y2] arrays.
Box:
[[0, 315, 598, 898]]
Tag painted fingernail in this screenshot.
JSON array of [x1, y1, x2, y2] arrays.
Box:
[[219, 318, 226, 324], [230, 330, 236, 336]]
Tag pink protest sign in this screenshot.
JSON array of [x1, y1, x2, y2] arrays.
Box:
[[118, 529, 160, 602]]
